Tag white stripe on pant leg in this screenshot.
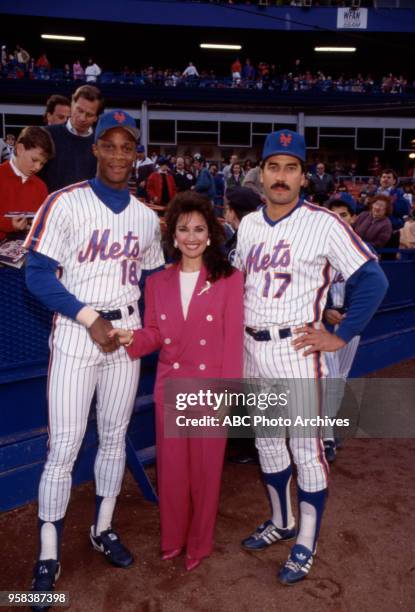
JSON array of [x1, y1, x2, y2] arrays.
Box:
[[39, 349, 98, 522], [94, 352, 141, 498]]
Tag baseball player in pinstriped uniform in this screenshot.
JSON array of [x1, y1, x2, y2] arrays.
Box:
[[235, 130, 388, 584], [24, 109, 164, 610], [323, 193, 362, 462]]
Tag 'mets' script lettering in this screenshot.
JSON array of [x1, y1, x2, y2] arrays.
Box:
[[78, 229, 140, 262], [245, 240, 291, 274]]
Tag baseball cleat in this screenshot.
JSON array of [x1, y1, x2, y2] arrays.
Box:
[[324, 440, 337, 463], [90, 526, 134, 568], [31, 559, 61, 611], [278, 544, 314, 585], [241, 520, 296, 551]]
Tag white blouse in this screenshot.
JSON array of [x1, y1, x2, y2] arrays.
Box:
[[179, 270, 200, 319]]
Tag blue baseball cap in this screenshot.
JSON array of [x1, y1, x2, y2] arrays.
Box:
[[327, 192, 357, 214], [262, 129, 306, 163], [95, 109, 139, 143], [136, 144, 145, 153]]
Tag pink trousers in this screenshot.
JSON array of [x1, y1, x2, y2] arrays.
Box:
[[156, 406, 227, 559]]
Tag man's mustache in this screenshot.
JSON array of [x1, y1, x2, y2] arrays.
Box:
[[271, 182, 290, 190]]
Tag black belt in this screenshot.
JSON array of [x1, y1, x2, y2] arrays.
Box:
[[98, 305, 134, 321], [245, 326, 292, 342]]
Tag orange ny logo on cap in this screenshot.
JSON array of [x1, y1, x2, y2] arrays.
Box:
[[114, 111, 126, 124], [279, 133, 292, 147]]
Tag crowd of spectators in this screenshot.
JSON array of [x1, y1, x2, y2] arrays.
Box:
[[1, 83, 414, 262], [0, 44, 413, 95], [1, 45, 103, 84], [129, 149, 415, 255]]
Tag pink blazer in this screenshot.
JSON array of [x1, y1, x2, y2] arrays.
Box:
[[127, 264, 244, 403]]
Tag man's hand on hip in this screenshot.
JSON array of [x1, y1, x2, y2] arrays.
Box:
[[292, 324, 346, 356]]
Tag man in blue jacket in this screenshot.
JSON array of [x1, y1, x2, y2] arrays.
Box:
[[193, 153, 216, 203], [376, 168, 410, 230]]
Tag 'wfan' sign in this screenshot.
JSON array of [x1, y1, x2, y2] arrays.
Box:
[[337, 8, 368, 30]]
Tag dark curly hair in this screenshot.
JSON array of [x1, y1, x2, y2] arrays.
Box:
[[164, 191, 233, 282]]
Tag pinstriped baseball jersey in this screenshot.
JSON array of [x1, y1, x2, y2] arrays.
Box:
[[235, 201, 374, 328], [328, 272, 346, 309], [25, 181, 164, 310]]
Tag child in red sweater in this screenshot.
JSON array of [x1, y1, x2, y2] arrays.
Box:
[[0, 126, 54, 241]]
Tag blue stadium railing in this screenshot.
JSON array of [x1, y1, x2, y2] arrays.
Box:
[[2, 79, 415, 113], [1, 65, 413, 95]]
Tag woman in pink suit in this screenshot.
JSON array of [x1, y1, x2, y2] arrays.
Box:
[[110, 192, 244, 570]]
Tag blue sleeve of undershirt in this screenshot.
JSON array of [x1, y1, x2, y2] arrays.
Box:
[[25, 250, 85, 320], [335, 260, 389, 343]]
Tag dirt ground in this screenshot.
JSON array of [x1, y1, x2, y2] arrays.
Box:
[[1, 360, 415, 612]]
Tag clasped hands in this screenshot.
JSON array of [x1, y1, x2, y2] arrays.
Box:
[[88, 317, 132, 353]]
